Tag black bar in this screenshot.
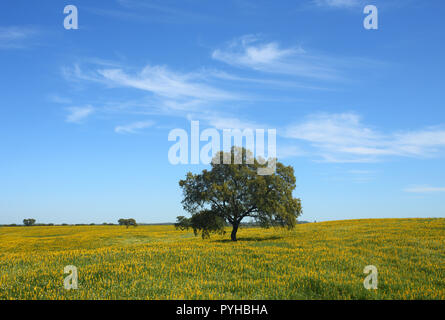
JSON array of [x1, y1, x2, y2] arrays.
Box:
[[1, 300, 442, 318]]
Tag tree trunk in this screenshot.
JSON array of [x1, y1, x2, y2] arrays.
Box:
[[231, 222, 239, 241]]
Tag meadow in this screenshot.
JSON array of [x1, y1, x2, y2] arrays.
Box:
[[0, 218, 443, 300]]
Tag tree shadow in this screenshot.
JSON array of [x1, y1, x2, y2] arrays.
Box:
[[213, 235, 283, 243]]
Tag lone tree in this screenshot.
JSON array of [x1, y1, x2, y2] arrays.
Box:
[[23, 218, 36, 226], [118, 218, 137, 228], [177, 147, 302, 241]]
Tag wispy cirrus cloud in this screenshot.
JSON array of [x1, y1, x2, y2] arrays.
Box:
[[60, 32, 381, 125], [63, 63, 242, 100], [211, 35, 380, 81], [60, 60, 445, 166], [284, 112, 445, 163], [86, 0, 216, 24], [311, 0, 411, 11], [97, 66, 239, 101], [116, 0, 214, 22], [66, 106, 94, 123], [404, 185, 445, 193], [193, 112, 264, 130], [208, 69, 332, 91], [212, 35, 340, 80], [312, 0, 363, 8], [61, 61, 248, 120], [115, 120, 155, 134], [0, 26, 39, 49]]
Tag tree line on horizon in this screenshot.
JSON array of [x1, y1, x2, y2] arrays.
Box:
[[0, 218, 139, 227]]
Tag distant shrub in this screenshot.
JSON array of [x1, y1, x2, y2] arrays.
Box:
[[118, 218, 137, 228], [23, 219, 36, 226]]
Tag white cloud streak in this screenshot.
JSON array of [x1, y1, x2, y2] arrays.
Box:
[[285, 113, 445, 162], [61, 62, 253, 126], [0, 26, 38, 49], [404, 186, 445, 193], [61, 62, 445, 165], [212, 35, 339, 80], [66, 106, 94, 123], [115, 121, 155, 134], [313, 0, 362, 8], [97, 66, 238, 101]]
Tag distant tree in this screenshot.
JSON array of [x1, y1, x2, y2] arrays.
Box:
[[178, 147, 302, 241], [127, 218, 137, 227], [118, 218, 137, 228], [23, 219, 36, 226]]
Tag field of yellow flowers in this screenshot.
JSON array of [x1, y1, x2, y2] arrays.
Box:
[[0, 218, 443, 300]]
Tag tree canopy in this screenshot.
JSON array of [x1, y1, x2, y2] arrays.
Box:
[[177, 147, 302, 241]]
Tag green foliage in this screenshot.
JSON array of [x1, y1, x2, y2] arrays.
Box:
[[175, 216, 191, 230], [175, 210, 226, 239], [118, 218, 138, 228], [178, 147, 302, 241], [23, 219, 36, 226]]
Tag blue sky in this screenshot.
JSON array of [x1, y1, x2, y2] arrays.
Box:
[[1, 0, 444, 224]]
